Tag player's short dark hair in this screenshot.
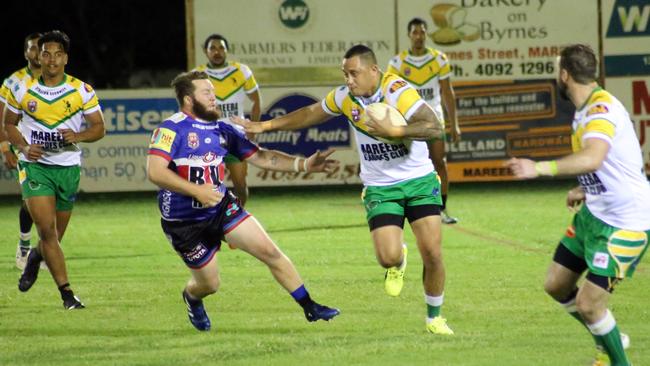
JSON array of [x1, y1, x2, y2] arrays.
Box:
[[560, 44, 598, 84], [203, 34, 229, 51], [38, 30, 70, 53], [23, 32, 42, 52], [344, 44, 377, 65], [171, 70, 209, 107], [407, 17, 428, 33]]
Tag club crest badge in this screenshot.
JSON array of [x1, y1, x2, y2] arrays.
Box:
[[351, 107, 360, 122], [28, 100, 38, 113], [188, 132, 199, 149]]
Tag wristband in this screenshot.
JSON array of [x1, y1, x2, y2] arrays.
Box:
[[303, 158, 309, 172], [293, 157, 300, 172], [548, 160, 558, 176]]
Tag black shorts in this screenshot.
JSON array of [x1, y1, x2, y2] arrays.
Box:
[[161, 191, 250, 268]]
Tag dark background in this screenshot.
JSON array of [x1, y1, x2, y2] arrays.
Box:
[[1, 0, 186, 89]]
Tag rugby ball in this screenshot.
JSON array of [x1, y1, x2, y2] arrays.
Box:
[[362, 103, 407, 144]]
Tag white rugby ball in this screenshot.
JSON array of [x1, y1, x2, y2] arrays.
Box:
[[363, 103, 407, 144]]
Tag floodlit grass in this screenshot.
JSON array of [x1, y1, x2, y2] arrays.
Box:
[[0, 181, 648, 365]]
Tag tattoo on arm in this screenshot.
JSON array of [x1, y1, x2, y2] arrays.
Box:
[[405, 104, 443, 140]]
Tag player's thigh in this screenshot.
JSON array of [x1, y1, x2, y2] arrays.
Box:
[[225, 216, 282, 262], [576, 278, 611, 317], [409, 214, 442, 258], [371, 224, 404, 263], [545, 259, 583, 296], [25, 195, 57, 236], [188, 253, 220, 288]]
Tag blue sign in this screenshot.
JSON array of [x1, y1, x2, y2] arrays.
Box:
[[102, 98, 178, 134], [606, 0, 650, 37], [256, 93, 350, 156]]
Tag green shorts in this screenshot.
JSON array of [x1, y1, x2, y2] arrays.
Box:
[[361, 173, 442, 221], [18, 161, 80, 211], [561, 205, 649, 279], [224, 154, 242, 164]]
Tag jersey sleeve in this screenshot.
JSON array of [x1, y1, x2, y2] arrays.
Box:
[[219, 122, 259, 160], [386, 57, 401, 75], [582, 103, 616, 145], [148, 120, 181, 161], [384, 78, 425, 121], [321, 87, 344, 116], [241, 64, 259, 94], [80, 82, 101, 114], [437, 52, 451, 80], [0, 78, 11, 104], [4, 81, 23, 114]]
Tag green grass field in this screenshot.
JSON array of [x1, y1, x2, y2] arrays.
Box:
[[1, 181, 649, 366]]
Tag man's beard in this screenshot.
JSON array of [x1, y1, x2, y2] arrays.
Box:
[[557, 79, 570, 101], [192, 98, 221, 121]]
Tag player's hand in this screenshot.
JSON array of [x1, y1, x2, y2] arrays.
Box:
[[505, 157, 538, 179], [2, 150, 18, 169], [304, 148, 339, 173], [59, 128, 80, 143], [450, 123, 461, 143], [194, 184, 224, 208], [566, 187, 585, 212], [21, 145, 44, 161], [231, 116, 270, 134], [365, 109, 403, 138]]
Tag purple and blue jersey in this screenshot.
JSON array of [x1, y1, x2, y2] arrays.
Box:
[[148, 112, 258, 221]]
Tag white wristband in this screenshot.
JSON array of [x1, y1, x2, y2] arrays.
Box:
[[293, 157, 300, 172], [302, 158, 309, 172]]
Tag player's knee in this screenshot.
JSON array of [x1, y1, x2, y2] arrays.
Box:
[[257, 243, 284, 264], [202, 277, 220, 295], [575, 295, 598, 321], [376, 251, 402, 268], [543, 276, 566, 300]]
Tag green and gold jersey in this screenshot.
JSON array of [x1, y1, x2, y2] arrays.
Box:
[[572, 87, 650, 231], [387, 48, 451, 122], [0, 66, 39, 105], [193, 62, 258, 126], [5, 74, 100, 166], [321, 72, 433, 186]]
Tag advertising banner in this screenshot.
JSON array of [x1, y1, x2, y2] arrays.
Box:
[[602, 0, 650, 174], [192, 0, 395, 86], [396, 0, 599, 181]]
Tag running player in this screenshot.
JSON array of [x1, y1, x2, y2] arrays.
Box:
[[0, 32, 42, 269], [193, 34, 261, 206], [235, 45, 454, 335], [147, 70, 339, 331], [507, 44, 650, 366], [3, 30, 106, 309], [387, 18, 461, 224]]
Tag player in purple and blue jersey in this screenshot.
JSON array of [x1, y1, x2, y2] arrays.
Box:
[[147, 71, 340, 331]]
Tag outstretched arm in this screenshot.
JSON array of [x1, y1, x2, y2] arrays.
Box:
[[440, 78, 460, 143], [506, 138, 610, 179], [233, 102, 331, 133], [245, 148, 339, 173]]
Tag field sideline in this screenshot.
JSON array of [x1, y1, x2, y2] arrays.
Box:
[[1, 181, 648, 365]]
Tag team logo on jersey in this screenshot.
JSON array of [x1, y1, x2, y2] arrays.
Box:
[[586, 104, 609, 116], [27, 100, 38, 113], [404, 67, 411, 77], [187, 132, 199, 149], [203, 151, 216, 163], [149, 128, 176, 153], [389, 80, 407, 93], [205, 137, 212, 144], [351, 107, 361, 122]]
